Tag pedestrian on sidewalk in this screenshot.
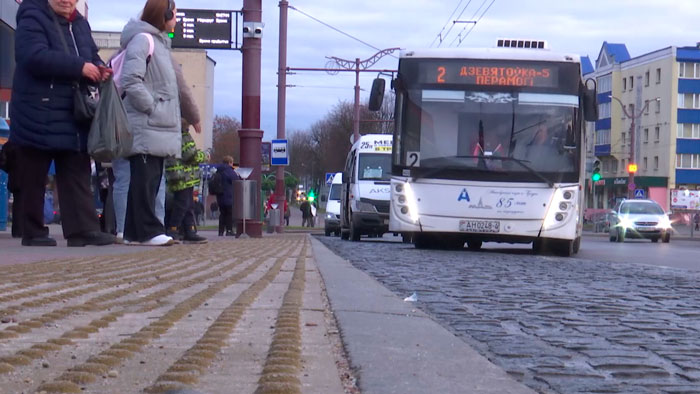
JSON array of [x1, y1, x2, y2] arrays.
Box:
[[164, 119, 207, 244], [694, 213, 699, 231], [120, 0, 181, 246], [9, 0, 115, 247], [215, 156, 239, 236], [300, 197, 313, 227]]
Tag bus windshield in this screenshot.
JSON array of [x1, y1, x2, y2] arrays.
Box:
[[358, 153, 392, 181], [397, 87, 580, 182]]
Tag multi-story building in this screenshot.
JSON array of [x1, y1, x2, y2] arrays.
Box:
[[92, 31, 216, 152], [586, 41, 700, 210]]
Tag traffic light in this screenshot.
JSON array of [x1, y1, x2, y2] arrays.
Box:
[[591, 160, 601, 182], [307, 189, 316, 203], [627, 163, 638, 174]]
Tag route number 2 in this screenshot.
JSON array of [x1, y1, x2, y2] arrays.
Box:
[[406, 151, 420, 167]]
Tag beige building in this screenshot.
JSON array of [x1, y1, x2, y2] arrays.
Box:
[[586, 42, 700, 210], [92, 31, 216, 152]]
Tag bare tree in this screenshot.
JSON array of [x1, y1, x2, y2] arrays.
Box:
[[211, 115, 241, 164]]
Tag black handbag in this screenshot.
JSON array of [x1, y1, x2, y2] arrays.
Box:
[[51, 11, 98, 123]]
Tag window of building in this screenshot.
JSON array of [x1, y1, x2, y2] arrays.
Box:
[[628, 104, 634, 115], [676, 154, 700, 169], [630, 76, 634, 89], [596, 129, 611, 145], [677, 123, 700, 139], [621, 132, 626, 146], [598, 102, 611, 119], [656, 99, 661, 113], [678, 93, 700, 109], [644, 128, 649, 142], [621, 159, 626, 171], [656, 68, 661, 84], [644, 100, 650, 115], [654, 156, 659, 170], [645, 71, 650, 86], [643, 157, 648, 171], [597, 74, 612, 93], [622, 78, 627, 91], [612, 159, 618, 173], [655, 126, 660, 141]]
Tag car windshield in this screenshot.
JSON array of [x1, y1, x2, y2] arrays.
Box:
[[328, 184, 341, 200], [620, 202, 664, 215], [358, 153, 392, 181]]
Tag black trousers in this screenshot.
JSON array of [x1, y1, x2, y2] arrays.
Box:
[[167, 187, 195, 230], [124, 154, 164, 242], [218, 204, 233, 234], [15, 146, 99, 240]]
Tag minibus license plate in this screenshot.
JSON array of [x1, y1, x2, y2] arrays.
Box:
[[459, 220, 500, 233]]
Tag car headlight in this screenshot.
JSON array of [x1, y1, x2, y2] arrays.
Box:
[[326, 213, 334, 220], [619, 216, 634, 229], [658, 216, 672, 229]]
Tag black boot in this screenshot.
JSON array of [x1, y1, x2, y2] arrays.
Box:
[[183, 226, 207, 244], [166, 226, 183, 241]]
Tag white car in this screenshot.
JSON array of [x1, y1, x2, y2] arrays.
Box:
[[608, 199, 672, 243]]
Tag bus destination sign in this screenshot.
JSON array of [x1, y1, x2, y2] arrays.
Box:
[[172, 9, 235, 50], [420, 61, 558, 88]]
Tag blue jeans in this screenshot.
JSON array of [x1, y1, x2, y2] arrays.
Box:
[[112, 157, 165, 233]]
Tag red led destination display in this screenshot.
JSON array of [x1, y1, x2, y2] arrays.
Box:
[[420, 61, 559, 88]]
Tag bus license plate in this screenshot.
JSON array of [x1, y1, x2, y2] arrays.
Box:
[[459, 220, 500, 233]]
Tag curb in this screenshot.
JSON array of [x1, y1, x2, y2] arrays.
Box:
[[310, 237, 536, 394]]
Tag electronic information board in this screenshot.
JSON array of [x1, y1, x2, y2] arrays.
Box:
[[172, 9, 239, 50]]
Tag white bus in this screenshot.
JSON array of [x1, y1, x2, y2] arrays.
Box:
[[379, 41, 597, 256]]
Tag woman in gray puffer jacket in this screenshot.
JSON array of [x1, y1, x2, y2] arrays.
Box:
[[120, 0, 181, 246]]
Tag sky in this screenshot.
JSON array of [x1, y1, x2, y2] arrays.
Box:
[[86, 0, 700, 141]]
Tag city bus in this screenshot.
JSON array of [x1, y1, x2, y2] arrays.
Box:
[[379, 40, 597, 256]]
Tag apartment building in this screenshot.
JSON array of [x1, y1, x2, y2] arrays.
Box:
[[586, 41, 700, 210]]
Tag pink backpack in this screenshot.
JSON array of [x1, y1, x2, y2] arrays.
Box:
[[109, 32, 154, 96]]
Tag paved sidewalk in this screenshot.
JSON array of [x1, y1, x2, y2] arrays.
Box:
[[0, 231, 533, 394]]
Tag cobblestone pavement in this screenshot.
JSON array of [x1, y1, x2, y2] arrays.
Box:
[[0, 236, 347, 394], [317, 236, 700, 394]]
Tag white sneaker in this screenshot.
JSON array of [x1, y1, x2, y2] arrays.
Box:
[[115, 232, 124, 244], [141, 234, 175, 246]]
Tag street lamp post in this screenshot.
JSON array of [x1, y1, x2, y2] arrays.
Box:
[[609, 95, 660, 198]]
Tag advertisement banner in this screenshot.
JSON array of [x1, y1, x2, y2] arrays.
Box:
[[670, 189, 700, 210]]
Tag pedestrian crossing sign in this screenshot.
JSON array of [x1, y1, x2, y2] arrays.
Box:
[[325, 173, 335, 185], [634, 189, 645, 199]]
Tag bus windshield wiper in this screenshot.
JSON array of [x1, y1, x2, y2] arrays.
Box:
[[420, 155, 554, 187]]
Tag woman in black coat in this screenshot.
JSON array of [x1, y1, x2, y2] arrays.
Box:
[[8, 0, 114, 247]]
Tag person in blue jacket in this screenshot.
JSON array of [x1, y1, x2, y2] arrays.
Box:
[[9, 0, 114, 247], [215, 156, 240, 236]]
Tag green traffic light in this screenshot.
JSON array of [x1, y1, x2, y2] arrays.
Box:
[[592, 173, 601, 182], [168, 32, 175, 39], [308, 189, 316, 202]]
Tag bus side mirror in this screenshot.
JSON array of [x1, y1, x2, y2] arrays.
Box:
[[368, 78, 386, 111], [583, 88, 598, 122], [341, 172, 347, 183]]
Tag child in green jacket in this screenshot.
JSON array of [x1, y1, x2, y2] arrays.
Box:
[[164, 119, 208, 243]]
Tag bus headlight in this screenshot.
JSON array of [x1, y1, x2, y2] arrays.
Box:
[[543, 187, 577, 230], [394, 181, 420, 223]]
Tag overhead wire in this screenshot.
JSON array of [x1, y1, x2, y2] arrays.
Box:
[[428, 0, 466, 48], [448, 0, 496, 47], [289, 5, 396, 58], [436, 0, 475, 48]]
